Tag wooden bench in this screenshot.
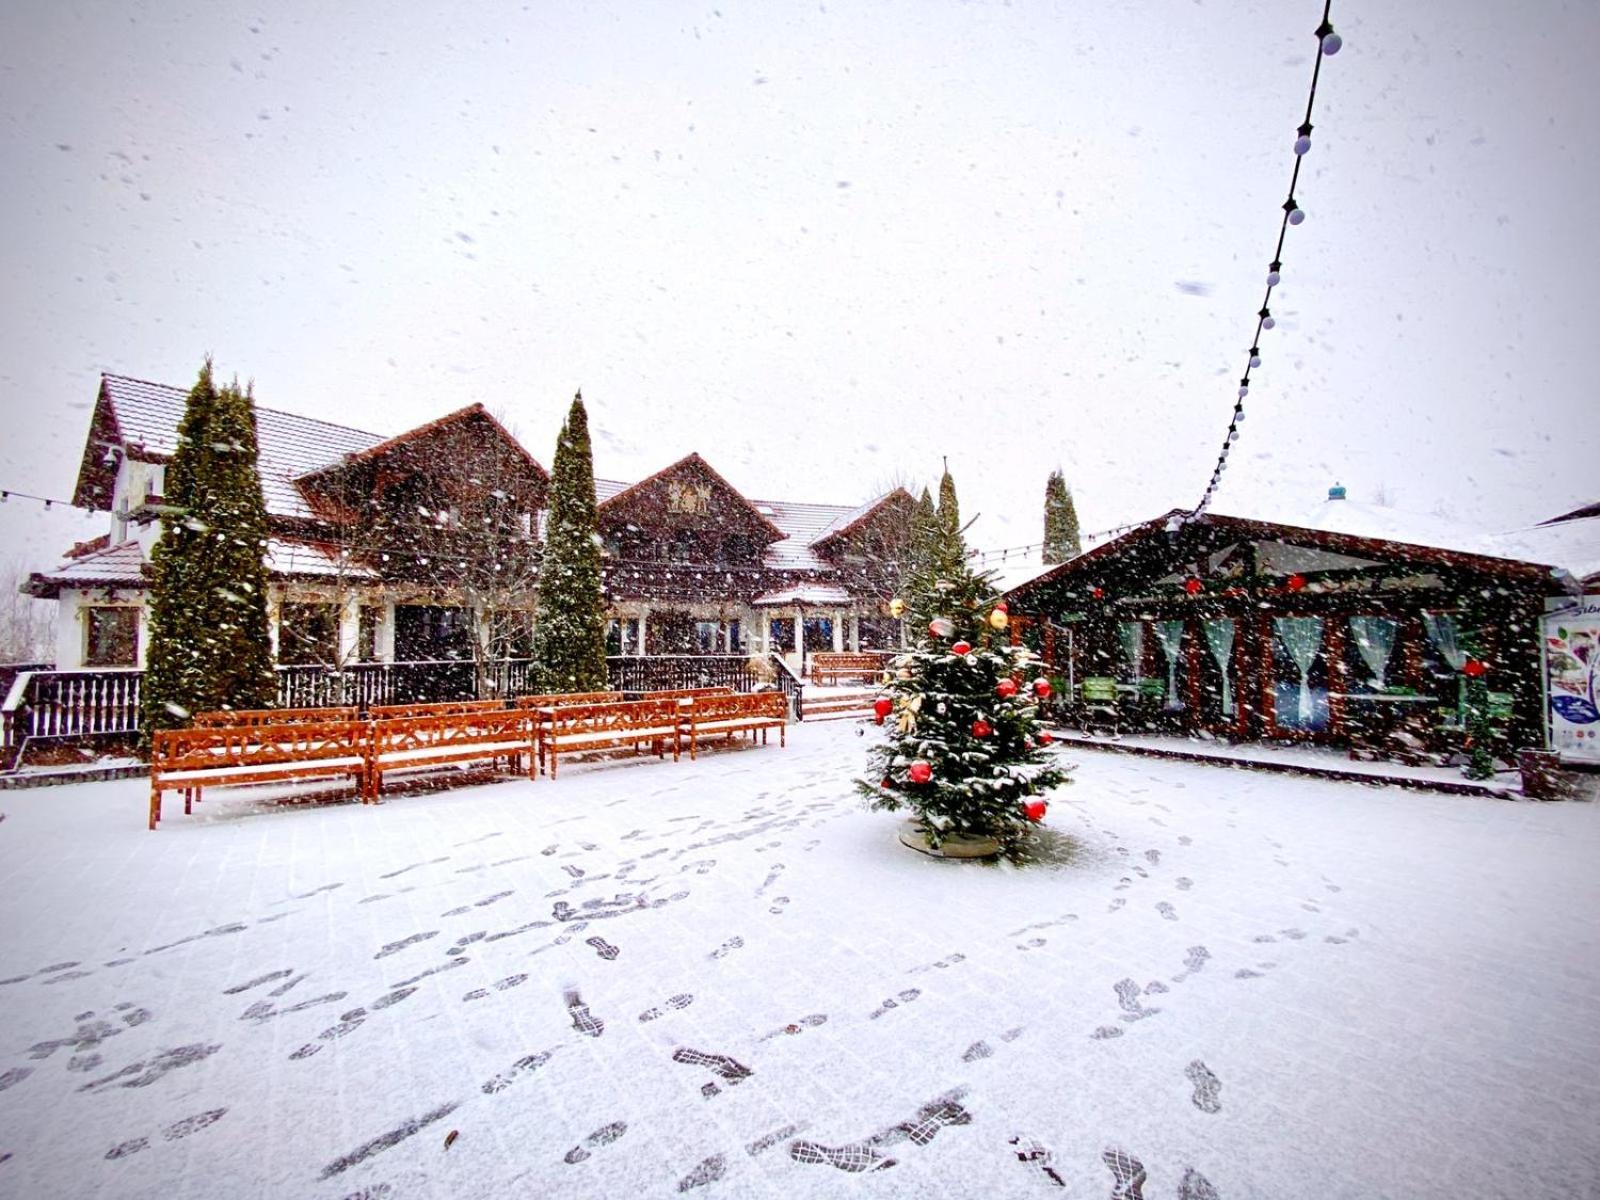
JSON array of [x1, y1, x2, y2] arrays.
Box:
[[632, 687, 733, 701], [809, 652, 889, 686], [681, 692, 787, 759], [149, 720, 369, 829], [192, 706, 358, 727], [512, 691, 623, 710], [535, 699, 682, 779], [366, 709, 536, 800], [368, 699, 508, 720]]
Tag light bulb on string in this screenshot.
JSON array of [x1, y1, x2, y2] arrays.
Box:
[[1229, 429, 1240, 442], [1267, 268, 1281, 287], [1249, 347, 1262, 368], [1260, 307, 1275, 331], [1285, 198, 1306, 226], [1317, 20, 1342, 55]]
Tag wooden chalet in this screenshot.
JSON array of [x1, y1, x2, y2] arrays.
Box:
[[25, 374, 911, 676], [1002, 495, 1578, 757]]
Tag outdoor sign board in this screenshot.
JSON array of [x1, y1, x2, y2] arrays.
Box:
[[1544, 596, 1600, 764]]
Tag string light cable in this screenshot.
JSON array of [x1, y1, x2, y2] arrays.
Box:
[[1172, 2, 1342, 532]]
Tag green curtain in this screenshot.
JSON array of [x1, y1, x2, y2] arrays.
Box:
[[1423, 612, 1467, 721], [1155, 620, 1186, 709], [1118, 621, 1144, 681], [1274, 616, 1323, 726], [1348, 616, 1399, 691], [1203, 618, 1236, 717]]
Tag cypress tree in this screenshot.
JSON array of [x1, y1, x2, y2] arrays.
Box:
[[533, 392, 609, 691], [142, 361, 275, 741], [937, 460, 960, 540], [1043, 471, 1082, 564]]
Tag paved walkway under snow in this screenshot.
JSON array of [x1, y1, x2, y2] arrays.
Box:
[[0, 723, 1596, 1199]]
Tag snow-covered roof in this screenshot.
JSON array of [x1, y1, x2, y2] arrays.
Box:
[[750, 500, 856, 571], [1487, 516, 1600, 586], [264, 539, 379, 579], [27, 540, 147, 593], [98, 375, 383, 520], [750, 583, 855, 607]]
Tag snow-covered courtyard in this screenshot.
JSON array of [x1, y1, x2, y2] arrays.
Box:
[[1, 723, 1597, 1199]]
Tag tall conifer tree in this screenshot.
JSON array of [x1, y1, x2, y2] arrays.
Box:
[[533, 392, 609, 691], [1043, 470, 1082, 564], [142, 361, 275, 741], [937, 460, 960, 540]]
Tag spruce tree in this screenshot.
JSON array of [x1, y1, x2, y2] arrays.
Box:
[[142, 362, 275, 741], [908, 486, 939, 586], [862, 480, 1069, 853], [1043, 471, 1082, 564], [533, 392, 609, 691]]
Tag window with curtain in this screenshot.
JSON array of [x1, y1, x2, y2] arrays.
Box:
[[1201, 618, 1236, 719], [1346, 616, 1400, 694], [1272, 616, 1329, 731], [1154, 620, 1187, 710], [1117, 621, 1145, 683]]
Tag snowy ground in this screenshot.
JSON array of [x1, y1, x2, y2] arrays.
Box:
[[1, 723, 1597, 1200]]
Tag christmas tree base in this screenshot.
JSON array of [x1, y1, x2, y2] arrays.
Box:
[[898, 822, 1001, 860]]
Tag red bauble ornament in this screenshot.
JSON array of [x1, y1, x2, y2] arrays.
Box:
[[929, 617, 955, 638], [881, 778, 892, 788], [996, 678, 1019, 698], [1287, 574, 1306, 592], [994, 600, 1008, 613], [1184, 577, 1203, 595], [1023, 799, 1048, 822], [908, 760, 932, 784], [873, 697, 893, 719], [1037, 730, 1053, 745], [971, 719, 993, 738], [1463, 658, 1487, 678], [951, 641, 973, 656], [1091, 586, 1105, 599], [1032, 677, 1052, 699]]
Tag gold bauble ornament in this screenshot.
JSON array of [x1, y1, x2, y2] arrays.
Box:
[[888, 597, 906, 617], [987, 608, 1009, 630]]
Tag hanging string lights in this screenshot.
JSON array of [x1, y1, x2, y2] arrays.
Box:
[[1184, 2, 1342, 524]]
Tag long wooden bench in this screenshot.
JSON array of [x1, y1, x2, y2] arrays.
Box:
[[512, 691, 623, 710], [368, 699, 507, 720], [809, 652, 890, 686], [632, 687, 733, 701], [366, 709, 536, 800], [192, 706, 358, 727], [149, 720, 369, 829], [681, 692, 787, 759], [535, 699, 682, 779]]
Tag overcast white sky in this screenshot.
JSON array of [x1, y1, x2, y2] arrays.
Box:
[[2, 0, 1597, 573]]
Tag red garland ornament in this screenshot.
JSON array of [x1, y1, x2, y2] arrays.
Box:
[[908, 759, 932, 784], [1032, 677, 1051, 699], [1287, 573, 1307, 592], [1184, 577, 1203, 595], [971, 719, 993, 738], [1037, 730, 1053, 745], [1023, 799, 1048, 822], [1463, 658, 1487, 678], [996, 678, 1019, 698], [951, 641, 973, 656]]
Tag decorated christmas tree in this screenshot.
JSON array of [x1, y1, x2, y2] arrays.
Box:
[[858, 470, 1068, 852]]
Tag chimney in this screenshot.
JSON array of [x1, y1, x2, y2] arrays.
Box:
[[1328, 483, 1347, 501]]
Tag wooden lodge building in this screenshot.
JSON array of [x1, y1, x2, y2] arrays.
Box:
[[1002, 491, 1585, 758], [25, 374, 913, 675]]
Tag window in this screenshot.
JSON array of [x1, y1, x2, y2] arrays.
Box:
[[695, 621, 720, 654], [85, 607, 138, 667], [278, 603, 341, 666], [358, 607, 382, 662]]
